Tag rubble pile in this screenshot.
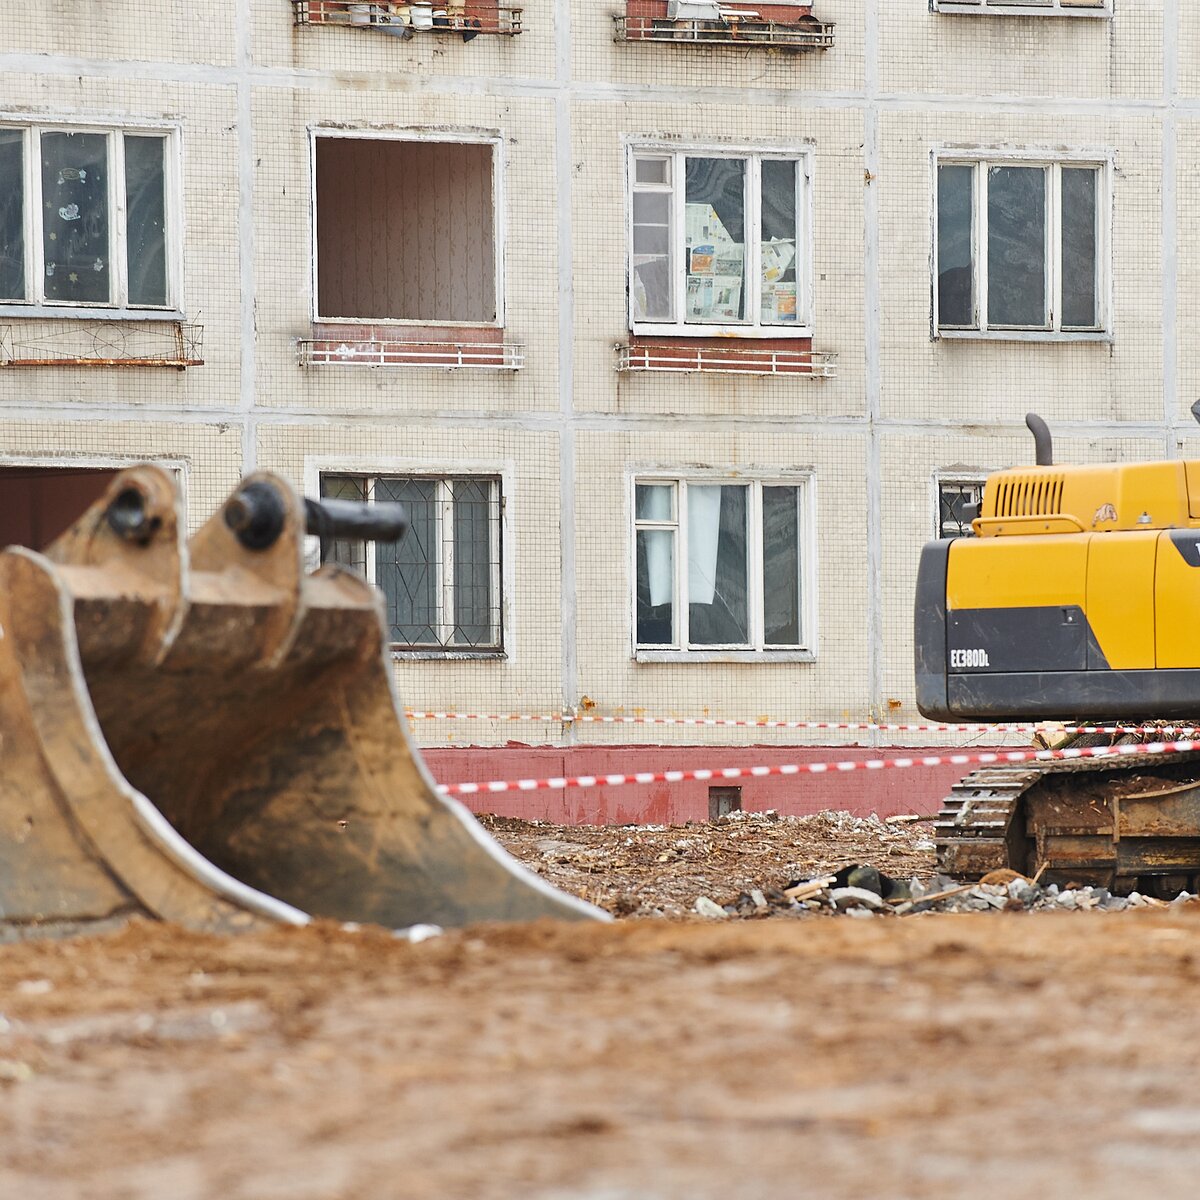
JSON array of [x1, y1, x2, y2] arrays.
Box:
[[695, 866, 1199, 921], [481, 808, 938, 917]]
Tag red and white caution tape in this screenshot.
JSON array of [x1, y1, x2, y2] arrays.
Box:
[[408, 709, 1200, 739], [436, 737, 1200, 797]]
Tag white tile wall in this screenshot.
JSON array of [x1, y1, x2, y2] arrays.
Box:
[[0, 0, 1189, 749]]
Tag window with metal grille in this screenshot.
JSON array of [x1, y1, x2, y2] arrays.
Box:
[[320, 473, 502, 652], [937, 479, 985, 539]]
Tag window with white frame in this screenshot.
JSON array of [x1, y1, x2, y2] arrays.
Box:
[[629, 148, 812, 336], [0, 124, 176, 311], [321, 473, 502, 652], [933, 1, 1111, 15], [936, 477, 986, 539], [935, 156, 1108, 336], [314, 135, 498, 324], [634, 477, 813, 652]]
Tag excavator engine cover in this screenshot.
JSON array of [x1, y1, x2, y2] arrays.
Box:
[[0, 466, 602, 939]]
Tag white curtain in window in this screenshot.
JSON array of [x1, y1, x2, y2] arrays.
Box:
[[688, 485, 722, 606], [643, 530, 674, 607]]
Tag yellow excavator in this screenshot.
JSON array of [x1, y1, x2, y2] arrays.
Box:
[[0, 466, 603, 940], [916, 414, 1200, 895]]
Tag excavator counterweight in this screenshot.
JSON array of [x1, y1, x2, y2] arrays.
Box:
[[0, 466, 603, 939]]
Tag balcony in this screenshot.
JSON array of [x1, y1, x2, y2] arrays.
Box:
[[299, 334, 523, 370], [615, 1, 833, 51], [292, 1, 523, 38], [0, 321, 203, 369], [615, 341, 836, 378]]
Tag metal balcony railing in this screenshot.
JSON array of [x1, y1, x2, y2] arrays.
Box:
[[299, 337, 524, 369], [616, 343, 836, 378], [293, 2, 523, 36], [614, 12, 834, 50], [0, 321, 204, 369]]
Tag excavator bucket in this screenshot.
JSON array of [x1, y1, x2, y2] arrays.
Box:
[[0, 466, 602, 939]]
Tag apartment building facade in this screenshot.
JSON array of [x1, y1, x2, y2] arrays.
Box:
[[0, 1, 1191, 820]]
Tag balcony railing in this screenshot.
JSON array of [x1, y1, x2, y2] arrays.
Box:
[[299, 337, 524, 369], [614, 12, 834, 51], [616, 342, 836, 378], [293, 2, 523, 37], [0, 321, 203, 369]]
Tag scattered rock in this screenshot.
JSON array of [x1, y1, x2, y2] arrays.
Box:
[[829, 886, 886, 911], [694, 896, 728, 919], [981, 868, 1029, 887]]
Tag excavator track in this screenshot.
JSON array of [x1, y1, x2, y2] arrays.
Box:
[[935, 732, 1200, 892]]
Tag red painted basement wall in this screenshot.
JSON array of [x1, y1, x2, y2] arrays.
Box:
[[422, 744, 970, 825]]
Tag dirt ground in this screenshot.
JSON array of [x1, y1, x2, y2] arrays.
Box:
[[4, 814, 1200, 1200]]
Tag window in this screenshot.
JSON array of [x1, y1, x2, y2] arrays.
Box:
[[933, 0, 1111, 14], [0, 125, 175, 312], [629, 147, 812, 336], [936, 478, 985, 539], [314, 135, 499, 324], [634, 477, 813, 653], [321, 474, 502, 652], [935, 156, 1108, 336]]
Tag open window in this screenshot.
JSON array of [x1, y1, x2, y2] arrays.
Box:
[[633, 475, 815, 657], [313, 135, 498, 325], [320, 472, 503, 653], [934, 153, 1110, 338], [0, 124, 178, 315]]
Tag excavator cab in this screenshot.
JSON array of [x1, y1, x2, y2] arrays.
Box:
[[0, 466, 602, 939]]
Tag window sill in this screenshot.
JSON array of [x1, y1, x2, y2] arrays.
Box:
[[635, 649, 816, 663], [935, 328, 1112, 344], [932, 2, 1110, 16], [390, 648, 506, 661], [631, 323, 813, 340], [0, 305, 185, 322]]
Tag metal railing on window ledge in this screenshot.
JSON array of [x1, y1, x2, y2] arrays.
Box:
[[613, 13, 833, 50], [0, 321, 203, 369], [293, 2, 523, 36], [299, 338, 524, 369], [615, 343, 837, 378]]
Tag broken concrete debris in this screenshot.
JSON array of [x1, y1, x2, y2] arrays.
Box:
[[691, 864, 1199, 920]]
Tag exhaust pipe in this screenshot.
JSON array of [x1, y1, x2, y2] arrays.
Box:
[[1025, 412, 1053, 466]]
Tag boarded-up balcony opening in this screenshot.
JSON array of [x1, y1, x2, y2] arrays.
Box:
[[0, 467, 119, 551], [315, 137, 497, 325]]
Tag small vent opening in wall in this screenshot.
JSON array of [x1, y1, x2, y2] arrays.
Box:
[[708, 786, 742, 820]]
